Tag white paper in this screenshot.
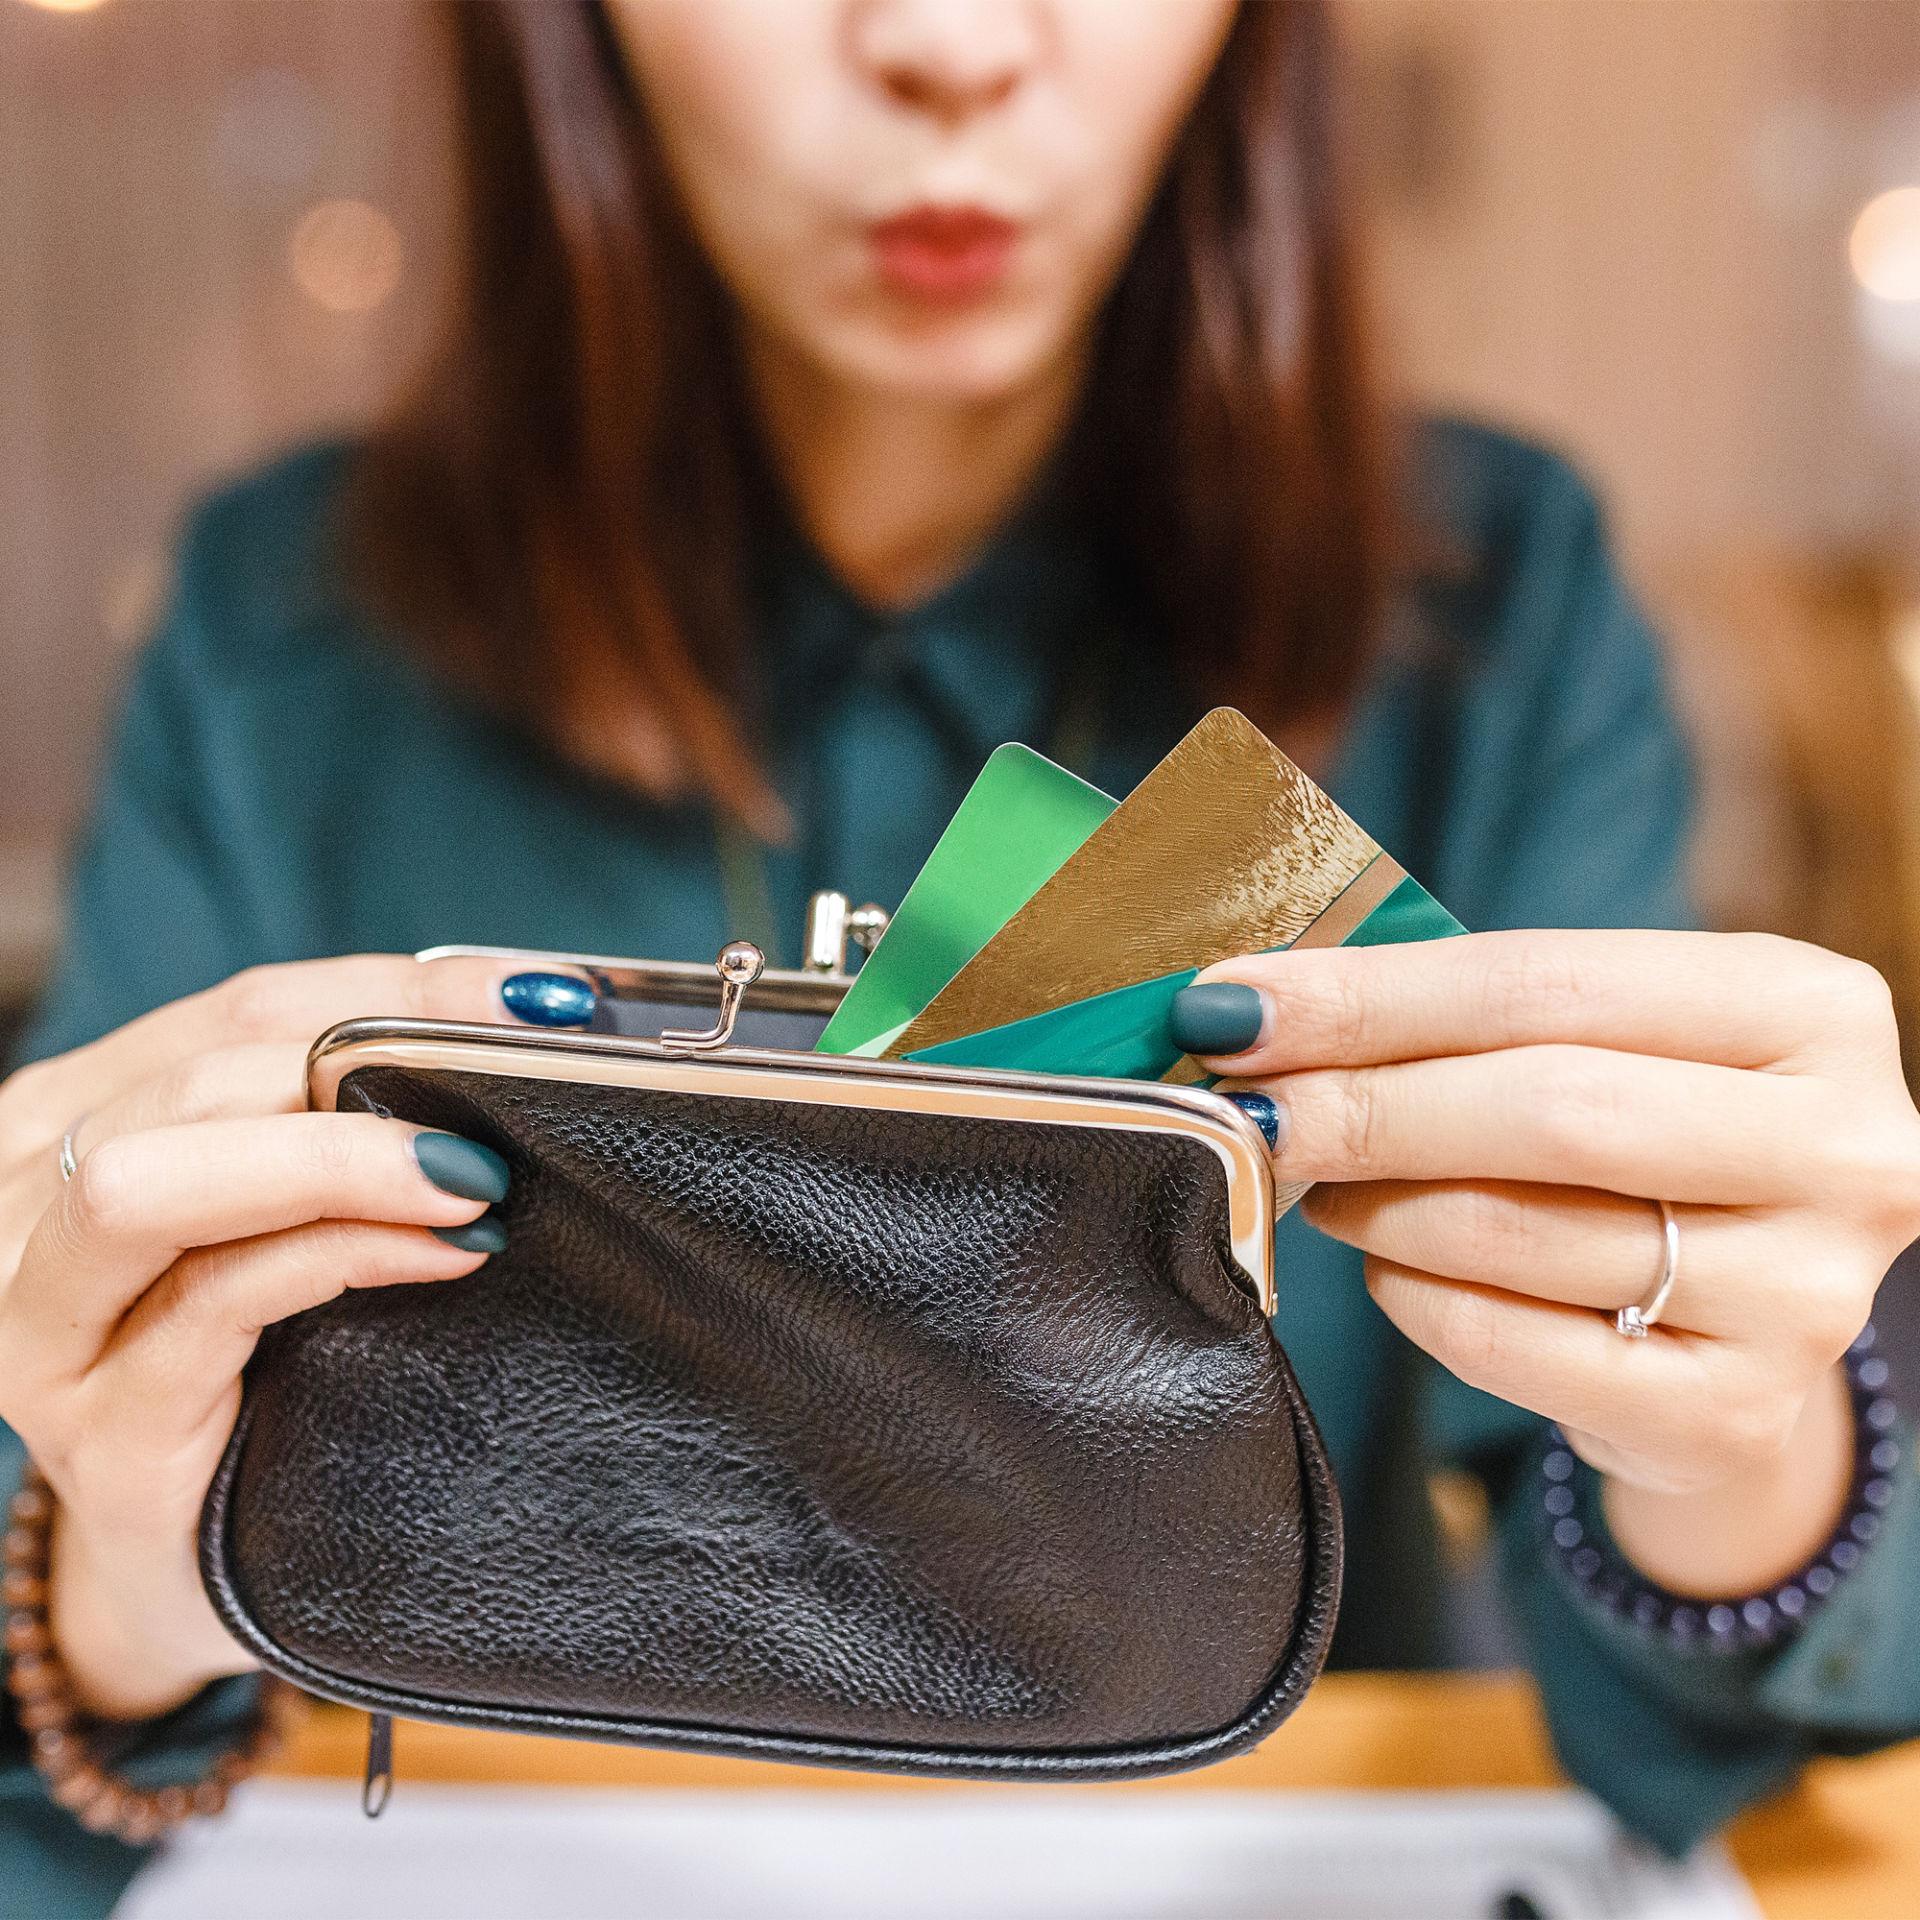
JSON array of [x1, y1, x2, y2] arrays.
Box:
[[116, 1783, 1763, 1920]]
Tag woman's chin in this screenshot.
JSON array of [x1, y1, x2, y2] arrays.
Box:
[[819, 299, 1084, 410]]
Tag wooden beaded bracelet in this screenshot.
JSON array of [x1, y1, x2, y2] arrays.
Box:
[[3, 1459, 306, 1845]]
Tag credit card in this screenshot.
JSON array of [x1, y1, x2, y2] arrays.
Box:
[[884, 709, 1382, 1058], [815, 744, 1115, 1057]]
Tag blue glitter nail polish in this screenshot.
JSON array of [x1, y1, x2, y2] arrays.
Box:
[[501, 972, 597, 1028], [1225, 1089, 1283, 1150]]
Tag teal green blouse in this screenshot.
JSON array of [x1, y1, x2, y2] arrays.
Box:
[[4, 421, 1915, 1913]]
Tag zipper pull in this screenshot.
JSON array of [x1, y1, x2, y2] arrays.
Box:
[[362, 1712, 394, 1818]]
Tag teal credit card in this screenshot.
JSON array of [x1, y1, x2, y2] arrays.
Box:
[[815, 744, 1115, 1058], [904, 872, 1464, 1080]]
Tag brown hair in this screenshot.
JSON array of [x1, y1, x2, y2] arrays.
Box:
[[348, 0, 1389, 835]]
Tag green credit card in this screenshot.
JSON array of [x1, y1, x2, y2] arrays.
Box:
[[815, 744, 1115, 1057]]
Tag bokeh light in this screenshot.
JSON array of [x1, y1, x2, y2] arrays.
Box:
[[286, 198, 404, 315], [1849, 186, 1920, 305], [19, 0, 112, 12]]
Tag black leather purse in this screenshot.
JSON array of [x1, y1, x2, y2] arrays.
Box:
[[198, 908, 1342, 1808]]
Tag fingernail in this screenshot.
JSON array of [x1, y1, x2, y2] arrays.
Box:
[[1225, 1090, 1285, 1152], [501, 972, 597, 1028], [433, 1210, 508, 1255], [1168, 981, 1266, 1057], [412, 1132, 511, 1203]]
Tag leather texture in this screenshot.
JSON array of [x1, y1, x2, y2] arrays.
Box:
[[201, 1062, 1342, 1779]]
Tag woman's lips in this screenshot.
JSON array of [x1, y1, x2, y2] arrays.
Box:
[[868, 205, 1021, 302]]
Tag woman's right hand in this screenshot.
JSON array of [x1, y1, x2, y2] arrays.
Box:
[[0, 955, 586, 1723]]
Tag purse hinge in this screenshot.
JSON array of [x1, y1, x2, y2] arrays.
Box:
[[800, 889, 890, 975]]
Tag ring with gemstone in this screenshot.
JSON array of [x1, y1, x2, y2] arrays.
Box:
[[1615, 1197, 1680, 1339]]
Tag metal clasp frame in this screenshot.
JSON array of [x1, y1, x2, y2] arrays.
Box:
[[658, 892, 889, 1054], [657, 940, 766, 1053]]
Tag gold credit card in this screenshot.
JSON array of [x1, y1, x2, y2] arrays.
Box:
[[885, 708, 1383, 1058]]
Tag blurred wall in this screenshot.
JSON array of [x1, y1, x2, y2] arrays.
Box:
[[1344, 0, 1920, 568], [0, 0, 455, 994]]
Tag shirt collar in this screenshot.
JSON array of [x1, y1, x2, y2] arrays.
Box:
[[753, 490, 1105, 767]]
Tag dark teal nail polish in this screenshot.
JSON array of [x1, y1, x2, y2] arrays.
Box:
[[1225, 1090, 1284, 1151], [412, 1132, 511, 1203], [1168, 981, 1265, 1057], [501, 972, 596, 1028], [433, 1211, 508, 1255]]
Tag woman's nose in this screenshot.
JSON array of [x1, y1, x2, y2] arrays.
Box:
[[850, 0, 1042, 122]]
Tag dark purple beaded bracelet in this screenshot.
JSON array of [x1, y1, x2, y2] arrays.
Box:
[[1542, 1324, 1904, 1653]]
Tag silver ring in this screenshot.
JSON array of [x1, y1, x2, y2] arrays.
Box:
[[1616, 1198, 1680, 1339], [58, 1116, 86, 1185]]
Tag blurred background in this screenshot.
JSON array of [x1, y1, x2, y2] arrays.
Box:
[[3, 0, 1918, 1383]]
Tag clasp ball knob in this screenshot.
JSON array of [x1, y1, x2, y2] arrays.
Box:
[[715, 940, 764, 987], [846, 904, 890, 954]]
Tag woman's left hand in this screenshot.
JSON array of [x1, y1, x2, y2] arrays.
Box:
[[1180, 929, 1920, 1589]]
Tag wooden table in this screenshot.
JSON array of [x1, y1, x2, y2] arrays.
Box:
[[274, 1672, 1920, 1919]]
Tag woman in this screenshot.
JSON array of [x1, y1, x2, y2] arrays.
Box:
[[3, 1, 1916, 1908]]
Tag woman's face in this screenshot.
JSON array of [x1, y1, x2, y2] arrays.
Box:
[[606, 0, 1237, 405]]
